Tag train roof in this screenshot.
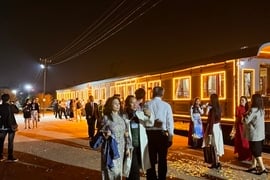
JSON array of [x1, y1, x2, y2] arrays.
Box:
[[56, 42, 270, 91]]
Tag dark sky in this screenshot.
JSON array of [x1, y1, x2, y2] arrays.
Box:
[[1, 0, 270, 93]]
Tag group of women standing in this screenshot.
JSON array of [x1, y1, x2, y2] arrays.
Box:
[[188, 93, 268, 175], [97, 92, 152, 180]]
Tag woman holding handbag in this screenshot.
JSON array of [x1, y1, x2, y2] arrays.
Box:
[[203, 93, 224, 170]]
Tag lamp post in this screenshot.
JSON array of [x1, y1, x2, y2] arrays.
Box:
[[40, 58, 51, 117]]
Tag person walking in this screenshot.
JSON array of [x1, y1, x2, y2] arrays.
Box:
[[0, 94, 19, 162], [100, 96, 131, 180], [233, 96, 252, 161], [244, 93, 268, 175], [188, 97, 204, 148], [203, 93, 224, 170], [124, 95, 152, 180], [145, 86, 174, 180], [85, 95, 99, 139]]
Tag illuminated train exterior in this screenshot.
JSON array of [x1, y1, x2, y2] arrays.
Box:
[[56, 42, 270, 147]]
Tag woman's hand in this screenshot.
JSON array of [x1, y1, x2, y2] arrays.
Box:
[[103, 130, 111, 139]]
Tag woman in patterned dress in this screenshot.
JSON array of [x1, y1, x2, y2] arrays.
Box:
[[100, 96, 131, 180]]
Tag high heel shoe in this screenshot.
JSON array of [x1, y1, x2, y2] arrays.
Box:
[[245, 167, 257, 173], [216, 163, 222, 170], [256, 169, 268, 175], [208, 163, 221, 170]]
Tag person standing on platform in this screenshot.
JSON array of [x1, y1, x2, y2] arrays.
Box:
[[31, 97, 40, 128], [0, 94, 19, 162], [188, 97, 204, 148], [22, 98, 32, 129], [124, 95, 152, 180], [244, 94, 268, 175], [85, 95, 99, 139], [145, 86, 174, 180], [203, 93, 224, 170], [100, 96, 131, 180], [233, 96, 252, 161]]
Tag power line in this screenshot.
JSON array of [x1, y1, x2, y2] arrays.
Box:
[[48, 0, 163, 66]]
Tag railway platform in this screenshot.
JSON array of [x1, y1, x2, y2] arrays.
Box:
[[0, 113, 269, 179]]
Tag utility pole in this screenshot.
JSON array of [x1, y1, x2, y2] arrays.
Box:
[[40, 58, 51, 117]]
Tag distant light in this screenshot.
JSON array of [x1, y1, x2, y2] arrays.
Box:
[[12, 89, 17, 94], [25, 84, 32, 91], [40, 64, 45, 69], [240, 61, 245, 66], [240, 46, 248, 50]]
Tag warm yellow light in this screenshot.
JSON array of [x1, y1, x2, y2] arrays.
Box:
[[172, 76, 191, 100], [200, 71, 226, 101], [241, 69, 255, 99]]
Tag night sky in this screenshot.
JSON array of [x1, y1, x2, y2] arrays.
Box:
[[1, 0, 270, 93]]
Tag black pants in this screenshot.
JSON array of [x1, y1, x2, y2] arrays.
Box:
[[127, 147, 141, 180], [0, 129, 15, 158], [87, 117, 96, 138], [146, 130, 168, 180]]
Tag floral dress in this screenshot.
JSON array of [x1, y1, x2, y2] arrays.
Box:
[[101, 113, 130, 180]]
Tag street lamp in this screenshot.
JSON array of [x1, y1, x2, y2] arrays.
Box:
[[24, 84, 32, 98], [40, 58, 51, 117]]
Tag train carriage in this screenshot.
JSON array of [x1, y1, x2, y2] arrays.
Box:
[[56, 42, 270, 148]]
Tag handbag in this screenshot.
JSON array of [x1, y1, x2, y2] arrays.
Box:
[[203, 145, 216, 164], [123, 155, 132, 177], [11, 124, 18, 132], [229, 125, 236, 139]]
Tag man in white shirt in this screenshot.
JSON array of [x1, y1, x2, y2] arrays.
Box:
[[146, 86, 174, 180]]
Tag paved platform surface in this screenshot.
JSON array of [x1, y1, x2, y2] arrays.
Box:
[[1, 113, 270, 180]]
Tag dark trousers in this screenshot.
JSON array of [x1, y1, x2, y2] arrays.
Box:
[[146, 130, 168, 180], [127, 147, 141, 180], [0, 130, 15, 158], [87, 117, 96, 138]]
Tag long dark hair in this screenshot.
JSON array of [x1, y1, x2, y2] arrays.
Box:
[[240, 96, 249, 112], [250, 94, 264, 112], [103, 96, 123, 120], [210, 94, 221, 119]]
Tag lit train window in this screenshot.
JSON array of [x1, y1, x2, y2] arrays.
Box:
[[126, 84, 136, 95], [117, 85, 125, 99], [242, 69, 255, 98], [147, 80, 161, 100], [201, 71, 226, 100], [101, 88, 106, 100], [173, 76, 191, 100], [137, 82, 147, 90], [110, 86, 116, 97]]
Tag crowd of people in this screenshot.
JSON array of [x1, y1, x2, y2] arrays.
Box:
[[188, 93, 268, 175], [0, 86, 268, 178]]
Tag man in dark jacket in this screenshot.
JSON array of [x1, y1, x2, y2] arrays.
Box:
[[0, 94, 19, 162], [85, 95, 99, 139]]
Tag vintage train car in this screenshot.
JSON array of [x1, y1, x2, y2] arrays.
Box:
[[56, 42, 270, 147]]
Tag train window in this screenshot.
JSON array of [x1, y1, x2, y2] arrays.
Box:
[[173, 76, 191, 100], [201, 71, 226, 100], [110, 86, 117, 97], [242, 69, 255, 98], [127, 84, 136, 96], [94, 89, 99, 99], [147, 80, 161, 100], [101, 88, 106, 100], [117, 85, 125, 99], [137, 82, 147, 90]]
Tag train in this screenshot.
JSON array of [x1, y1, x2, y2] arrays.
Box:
[[56, 42, 270, 148]]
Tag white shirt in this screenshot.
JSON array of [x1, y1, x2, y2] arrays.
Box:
[[146, 97, 174, 136]]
